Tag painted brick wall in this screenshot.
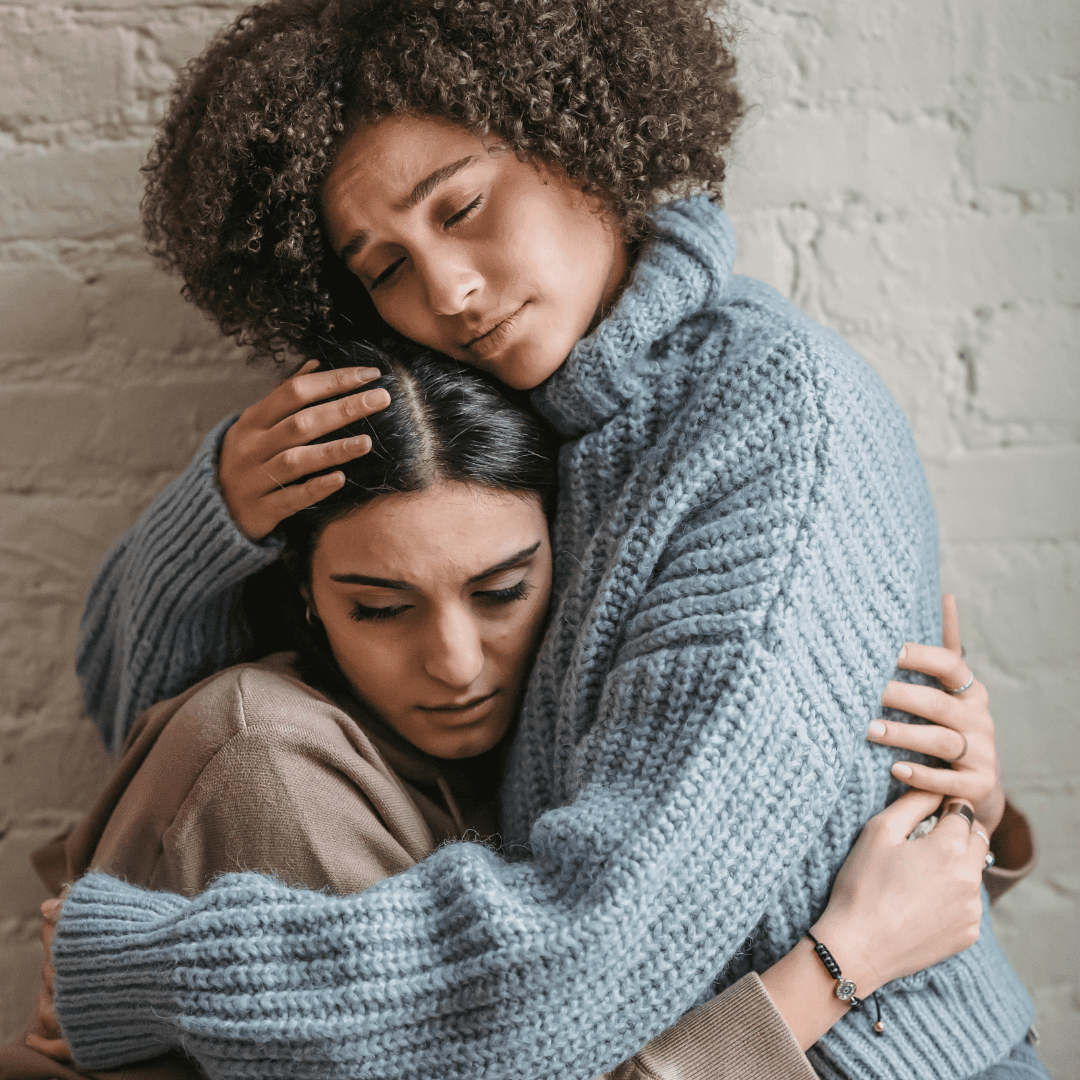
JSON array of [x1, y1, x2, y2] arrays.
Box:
[[0, 0, 1076, 1074]]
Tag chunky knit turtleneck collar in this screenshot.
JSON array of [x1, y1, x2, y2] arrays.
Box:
[[531, 196, 737, 438]]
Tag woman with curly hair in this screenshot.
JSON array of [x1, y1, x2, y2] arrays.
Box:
[[39, 0, 1044, 1076]]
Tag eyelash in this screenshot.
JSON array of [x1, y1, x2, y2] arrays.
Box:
[[348, 579, 532, 623], [368, 195, 484, 291]]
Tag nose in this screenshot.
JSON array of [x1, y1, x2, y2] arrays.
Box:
[[422, 604, 485, 689], [417, 247, 482, 317]]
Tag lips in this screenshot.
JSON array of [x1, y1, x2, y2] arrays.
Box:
[[461, 304, 525, 359], [418, 689, 499, 714]]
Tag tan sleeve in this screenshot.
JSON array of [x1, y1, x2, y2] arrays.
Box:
[[156, 718, 421, 897], [600, 973, 815, 1080], [984, 799, 1037, 905], [81, 664, 436, 899]]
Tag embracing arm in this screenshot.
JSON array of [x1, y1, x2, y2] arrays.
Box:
[[76, 417, 280, 752], [53, 397, 915, 1079], [77, 365, 389, 752]]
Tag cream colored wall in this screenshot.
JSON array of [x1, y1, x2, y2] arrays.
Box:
[[0, 0, 1076, 1073]]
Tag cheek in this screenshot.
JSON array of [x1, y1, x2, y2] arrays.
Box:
[[371, 281, 433, 344], [323, 620, 401, 702]]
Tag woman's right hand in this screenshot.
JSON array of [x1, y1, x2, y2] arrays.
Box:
[[811, 788, 989, 993], [219, 360, 391, 541]]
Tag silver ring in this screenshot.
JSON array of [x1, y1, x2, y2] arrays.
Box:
[[984, 852, 996, 869], [974, 829, 989, 847], [944, 733, 969, 764], [945, 670, 975, 695], [942, 802, 975, 828]]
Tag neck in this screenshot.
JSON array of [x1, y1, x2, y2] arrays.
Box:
[[587, 231, 635, 336]]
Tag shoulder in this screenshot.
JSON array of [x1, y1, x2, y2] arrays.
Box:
[[154, 653, 363, 769], [661, 275, 914, 481], [719, 276, 904, 422]]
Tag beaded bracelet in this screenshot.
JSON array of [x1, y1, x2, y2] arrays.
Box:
[[806, 931, 885, 1034]]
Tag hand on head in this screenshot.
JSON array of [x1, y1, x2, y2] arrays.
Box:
[[219, 360, 390, 541]]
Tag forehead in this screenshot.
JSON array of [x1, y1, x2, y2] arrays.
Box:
[[313, 482, 547, 582], [321, 115, 490, 219]]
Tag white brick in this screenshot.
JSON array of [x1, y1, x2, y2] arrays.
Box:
[[926, 446, 1080, 542], [0, 923, 41, 1043], [0, 263, 91, 359], [0, 142, 145, 242], [973, 99, 1080, 193], [0, 10, 136, 127], [963, 303, 1080, 441], [815, 212, 1080, 317], [728, 109, 958, 209]]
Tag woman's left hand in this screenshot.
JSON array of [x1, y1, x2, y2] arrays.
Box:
[[867, 594, 1006, 835]]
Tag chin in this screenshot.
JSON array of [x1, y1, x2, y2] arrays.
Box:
[[438, 734, 501, 760]]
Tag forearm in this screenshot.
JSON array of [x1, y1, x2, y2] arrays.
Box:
[[77, 417, 282, 750]]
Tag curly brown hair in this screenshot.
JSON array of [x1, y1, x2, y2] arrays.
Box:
[[143, 0, 744, 361]]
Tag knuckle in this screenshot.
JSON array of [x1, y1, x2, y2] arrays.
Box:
[[278, 446, 303, 473], [288, 412, 316, 442]]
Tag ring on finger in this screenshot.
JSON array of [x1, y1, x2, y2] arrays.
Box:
[[942, 801, 975, 828], [944, 732, 969, 764], [945, 670, 975, 695], [984, 851, 996, 869], [973, 828, 990, 847]]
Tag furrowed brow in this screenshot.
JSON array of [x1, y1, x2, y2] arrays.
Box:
[[466, 542, 542, 585], [329, 573, 409, 589], [335, 156, 476, 264], [403, 156, 476, 210]]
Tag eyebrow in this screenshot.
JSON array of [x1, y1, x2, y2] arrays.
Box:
[[329, 541, 542, 591], [336, 155, 477, 266]]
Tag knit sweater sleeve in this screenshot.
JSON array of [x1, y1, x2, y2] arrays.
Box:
[[52, 350, 896, 1080], [76, 418, 283, 753]]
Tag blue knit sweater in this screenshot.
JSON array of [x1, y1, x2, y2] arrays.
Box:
[[58, 198, 1031, 1080]]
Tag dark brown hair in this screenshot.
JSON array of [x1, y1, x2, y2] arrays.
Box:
[[259, 337, 557, 698], [143, 0, 744, 362]]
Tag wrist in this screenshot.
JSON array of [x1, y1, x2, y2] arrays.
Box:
[[809, 911, 886, 998]]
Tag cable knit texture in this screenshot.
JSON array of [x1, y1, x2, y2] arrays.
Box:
[[58, 198, 1032, 1080]]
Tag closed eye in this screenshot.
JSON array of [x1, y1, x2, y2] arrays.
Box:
[[370, 257, 405, 290], [445, 194, 483, 229], [350, 601, 412, 622], [474, 580, 532, 605]]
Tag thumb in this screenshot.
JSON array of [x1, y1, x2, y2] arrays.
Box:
[[942, 593, 962, 654], [874, 788, 943, 841]]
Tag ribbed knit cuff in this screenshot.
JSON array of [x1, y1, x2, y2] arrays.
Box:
[[178, 416, 288, 602], [605, 974, 815, 1080], [52, 874, 189, 1069]]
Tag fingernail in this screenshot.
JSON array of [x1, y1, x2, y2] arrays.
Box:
[[352, 367, 380, 381], [345, 435, 370, 451], [898, 645, 907, 661], [891, 762, 912, 779], [867, 720, 886, 739], [363, 390, 389, 408], [41, 899, 62, 918]]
